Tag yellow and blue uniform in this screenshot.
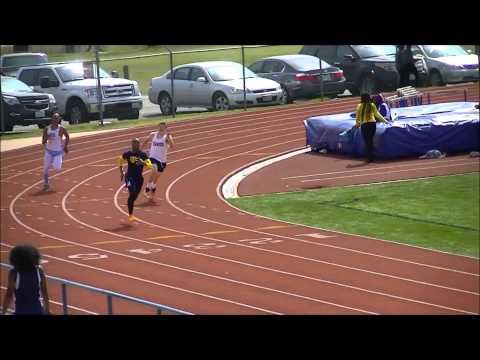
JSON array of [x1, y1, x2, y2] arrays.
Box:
[[118, 150, 152, 216]]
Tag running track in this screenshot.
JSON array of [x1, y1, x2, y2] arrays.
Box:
[[1, 84, 479, 315]]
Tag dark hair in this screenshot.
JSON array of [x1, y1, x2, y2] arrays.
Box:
[[371, 94, 385, 107], [9, 245, 41, 271], [360, 93, 371, 103], [360, 93, 373, 119]]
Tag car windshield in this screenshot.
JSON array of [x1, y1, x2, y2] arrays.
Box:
[[422, 45, 468, 58], [286, 56, 331, 71], [207, 64, 257, 81], [1, 76, 33, 92], [353, 45, 396, 58], [2, 54, 47, 68], [56, 63, 110, 82]]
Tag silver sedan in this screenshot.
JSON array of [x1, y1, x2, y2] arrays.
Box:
[[412, 45, 479, 86], [148, 61, 283, 114]]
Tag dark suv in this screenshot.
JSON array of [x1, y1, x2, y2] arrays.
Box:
[[1, 76, 56, 132], [300, 45, 400, 95]]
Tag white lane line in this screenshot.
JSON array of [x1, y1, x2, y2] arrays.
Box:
[[6, 134, 480, 314], [167, 141, 480, 283], [1, 100, 355, 178], [9, 183, 282, 315], [6, 100, 476, 314], [7, 120, 302, 201], [152, 146, 480, 309], [108, 141, 478, 312], [62, 164, 372, 315], [281, 157, 480, 180], [338, 173, 478, 188], [8, 131, 334, 314], [301, 162, 480, 183]]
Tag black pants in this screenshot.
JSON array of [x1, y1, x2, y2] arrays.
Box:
[[361, 122, 376, 162], [125, 176, 144, 215]]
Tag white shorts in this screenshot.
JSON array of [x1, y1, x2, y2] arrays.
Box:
[[44, 149, 64, 171]]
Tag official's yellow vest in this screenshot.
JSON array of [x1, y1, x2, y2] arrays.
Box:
[[356, 102, 387, 126]]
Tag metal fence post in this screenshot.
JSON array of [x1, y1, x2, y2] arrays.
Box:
[[241, 45, 247, 111], [165, 46, 176, 119], [318, 56, 324, 101], [123, 65, 129, 79], [107, 295, 113, 315], [61, 283, 68, 315], [464, 89, 467, 102], [427, 92, 431, 104], [95, 46, 104, 126]]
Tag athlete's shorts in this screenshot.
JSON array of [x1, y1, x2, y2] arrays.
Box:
[[44, 149, 64, 171], [149, 158, 167, 173], [124, 175, 144, 194]]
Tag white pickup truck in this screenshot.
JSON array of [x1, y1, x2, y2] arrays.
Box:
[[17, 62, 143, 124]]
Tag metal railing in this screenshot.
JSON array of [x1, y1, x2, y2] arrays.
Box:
[[0, 263, 193, 315]]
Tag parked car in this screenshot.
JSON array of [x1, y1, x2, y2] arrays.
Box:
[[0, 53, 48, 77], [300, 45, 400, 95], [16, 62, 143, 124], [248, 54, 346, 103], [148, 61, 283, 114], [410, 45, 479, 86], [1, 75, 56, 132]]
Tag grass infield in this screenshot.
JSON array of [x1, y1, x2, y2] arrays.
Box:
[[229, 173, 480, 257]]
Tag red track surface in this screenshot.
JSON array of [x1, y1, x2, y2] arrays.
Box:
[[1, 84, 479, 315]]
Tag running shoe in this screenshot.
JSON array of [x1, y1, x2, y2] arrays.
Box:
[[143, 188, 152, 199], [128, 215, 138, 222], [43, 184, 50, 191]]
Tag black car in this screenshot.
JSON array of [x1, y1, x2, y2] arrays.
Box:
[[249, 54, 346, 103], [1, 76, 56, 132], [300, 45, 400, 95]]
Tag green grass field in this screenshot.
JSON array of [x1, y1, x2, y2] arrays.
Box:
[[48, 45, 302, 95], [229, 173, 480, 257]]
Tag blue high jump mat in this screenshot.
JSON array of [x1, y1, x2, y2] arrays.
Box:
[[304, 102, 480, 159]]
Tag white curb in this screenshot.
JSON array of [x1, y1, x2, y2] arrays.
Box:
[[222, 147, 311, 199]]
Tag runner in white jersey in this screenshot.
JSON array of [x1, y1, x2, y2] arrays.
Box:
[[41, 113, 69, 191], [141, 122, 175, 200]]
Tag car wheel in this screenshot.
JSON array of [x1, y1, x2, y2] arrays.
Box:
[[118, 110, 140, 121], [212, 92, 230, 111], [429, 71, 444, 87], [359, 75, 377, 95], [280, 87, 292, 105], [159, 93, 173, 115], [67, 100, 88, 125]]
